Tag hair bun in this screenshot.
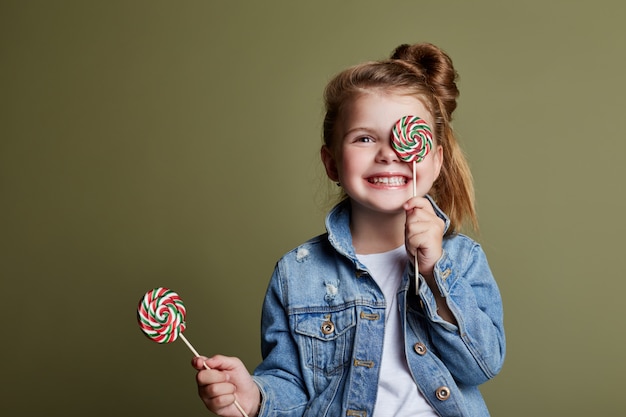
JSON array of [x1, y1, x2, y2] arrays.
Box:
[[391, 43, 459, 117]]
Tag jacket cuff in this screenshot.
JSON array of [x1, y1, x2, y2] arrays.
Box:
[[416, 250, 458, 331]]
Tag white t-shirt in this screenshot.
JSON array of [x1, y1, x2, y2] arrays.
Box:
[[357, 246, 438, 417]]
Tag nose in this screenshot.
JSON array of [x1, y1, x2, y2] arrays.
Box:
[[376, 140, 400, 163]]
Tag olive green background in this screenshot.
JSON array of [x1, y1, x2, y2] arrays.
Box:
[[2, 1, 625, 415]]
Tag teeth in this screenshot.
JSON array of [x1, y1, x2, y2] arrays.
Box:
[[369, 176, 406, 185]]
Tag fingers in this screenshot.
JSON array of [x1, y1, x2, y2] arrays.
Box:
[[194, 354, 241, 385], [191, 354, 244, 372], [193, 355, 259, 417], [403, 195, 436, 213], [197, 370, 235, 402], [196, 365, 229, 387], [404, 197, 444, 273], [404, 197, 440, 237], [197, 376, 240, 416], [195, 360, 239, 416], [192, 356, 209, 370]]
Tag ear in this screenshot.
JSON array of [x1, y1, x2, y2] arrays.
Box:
[[433, 144, 444, 180], [321, 145, 339, 182]]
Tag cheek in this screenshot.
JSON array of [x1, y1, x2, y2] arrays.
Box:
[[417, 160, 440, 182], [337, 150, 359, 177]]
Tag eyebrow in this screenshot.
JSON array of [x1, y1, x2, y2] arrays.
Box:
[[342, 127, 379, 140]]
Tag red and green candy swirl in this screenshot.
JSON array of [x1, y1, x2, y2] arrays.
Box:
[[138, 287, 187, 344], [391, 115, 433, 163]]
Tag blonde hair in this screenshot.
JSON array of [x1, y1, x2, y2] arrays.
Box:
[[322, 42, 477, 234]]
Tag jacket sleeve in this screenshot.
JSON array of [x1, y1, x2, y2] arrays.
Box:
[[252, 263, 309, 417], [415, 236, 505, 386]]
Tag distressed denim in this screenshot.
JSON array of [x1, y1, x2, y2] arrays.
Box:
[[253, 196, 505, 417]]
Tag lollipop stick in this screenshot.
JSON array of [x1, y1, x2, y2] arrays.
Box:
[[179, 333, 249, 417], [412, 160, 417, 197], [413, 160, 419, 294], [179, 333, 202, 358]]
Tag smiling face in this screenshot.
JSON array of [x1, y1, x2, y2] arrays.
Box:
[[322, 91, 443, 216]]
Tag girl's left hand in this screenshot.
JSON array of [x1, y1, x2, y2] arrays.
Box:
[[404, 196, 445, 276]]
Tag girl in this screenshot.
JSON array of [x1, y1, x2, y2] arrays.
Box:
[[193, 42, 505, 417]]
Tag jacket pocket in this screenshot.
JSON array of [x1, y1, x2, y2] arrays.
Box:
[[294, 307, 356, 376]]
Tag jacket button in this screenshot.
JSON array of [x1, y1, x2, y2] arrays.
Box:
[[414, 342, 427, 356], [441, 268, 451, 280], [321, 321, 335, 335], [436, 386, 451, 401]]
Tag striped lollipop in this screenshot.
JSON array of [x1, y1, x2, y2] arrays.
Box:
[[391, 115, 433, 294], [137, 287, 250, 417], [138, 287, 186, 344], [391, 115, 433, 163]]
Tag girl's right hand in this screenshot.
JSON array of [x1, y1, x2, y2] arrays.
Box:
[[192, 354, 261, 417]]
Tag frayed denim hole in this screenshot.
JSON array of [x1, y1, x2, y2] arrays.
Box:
[[296, 247, 310, 262], [324, 281, 339, 302]]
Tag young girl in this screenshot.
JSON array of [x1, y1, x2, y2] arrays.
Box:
[[193, 42, 505, 417]]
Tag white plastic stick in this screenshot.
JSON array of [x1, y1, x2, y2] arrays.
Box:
[[412, 160, 417, 197], [413, 160, 419, 294], [179, 333, 202, 357], [179, 333, 249, 417]]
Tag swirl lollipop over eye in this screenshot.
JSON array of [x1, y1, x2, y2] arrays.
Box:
[[391, 115, 433, 163], [138, 287, 186, 344], [391, 116, 433, 295]]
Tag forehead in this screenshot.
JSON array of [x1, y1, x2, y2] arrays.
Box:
[[340, 91, 435, 131]]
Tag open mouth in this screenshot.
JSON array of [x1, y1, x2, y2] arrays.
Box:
[[367, 176, 407, 186]]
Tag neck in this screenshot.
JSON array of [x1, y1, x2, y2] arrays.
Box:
[[350, 204, 405, 255]]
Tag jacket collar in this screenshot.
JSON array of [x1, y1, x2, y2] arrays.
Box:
[[325, 194, 450, 260]]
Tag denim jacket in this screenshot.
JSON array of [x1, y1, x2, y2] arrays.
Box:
[[253, 196, 505, 417]]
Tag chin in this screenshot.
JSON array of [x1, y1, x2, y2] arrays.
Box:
[[371, 203, 406, 215]]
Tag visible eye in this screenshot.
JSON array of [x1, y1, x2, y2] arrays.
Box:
[[355, 135, 374, 143]]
